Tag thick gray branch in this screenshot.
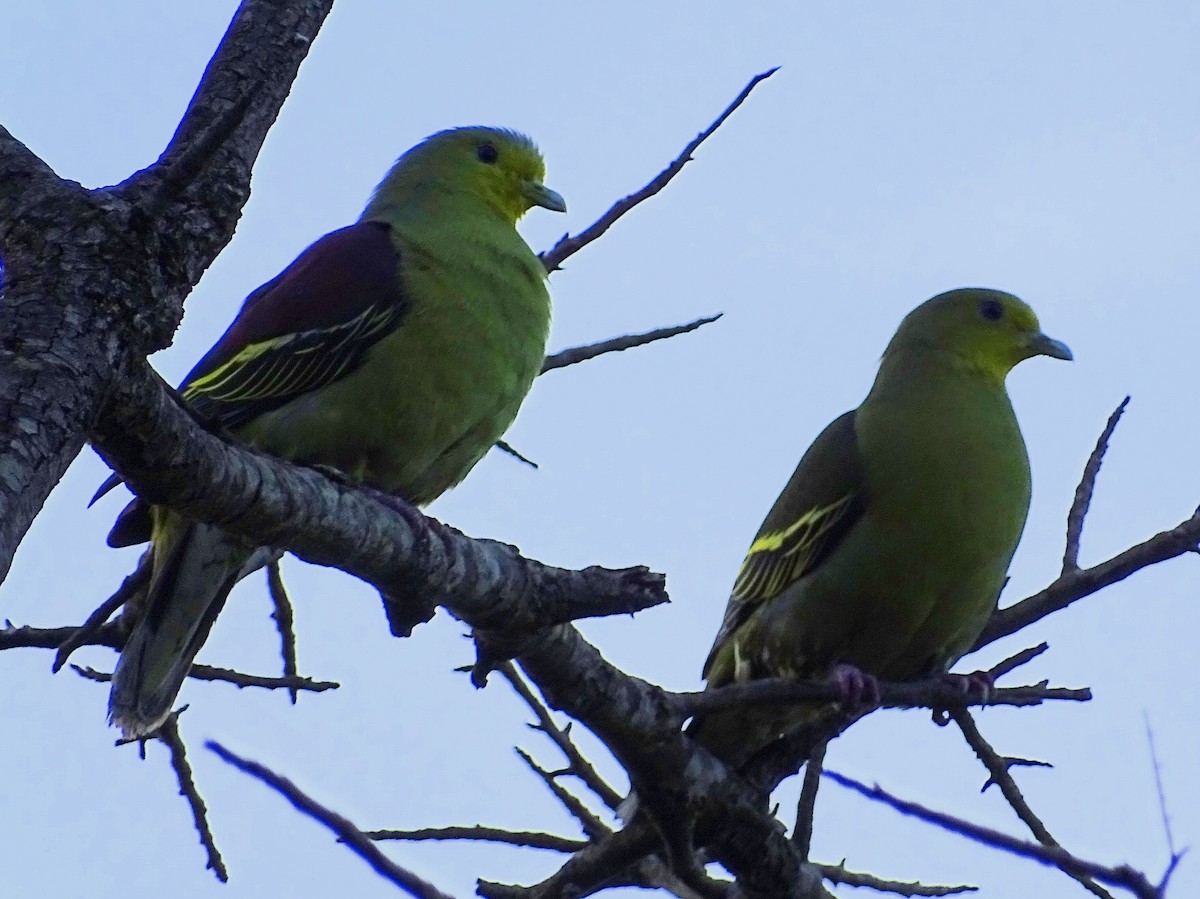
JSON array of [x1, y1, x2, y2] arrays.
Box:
[[89, 366, 667, 632], [0, 0, 332, 584]]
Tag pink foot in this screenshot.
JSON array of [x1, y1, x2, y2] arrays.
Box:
[[829, 662, 880, 709], [940, 670, 994, 705]]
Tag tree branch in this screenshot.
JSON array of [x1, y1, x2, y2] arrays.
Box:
[[951, 709, 1113, 899], [0, 1, 334, 585], [1063, 397, 1129, 574], [824, 770, 1164, 899], [814, 864, 977, 897], [159, 715, 228, 883], [365, 825, 586, 854], [502, 662, 624, 810], [266, 560, 300, 703], [977, 506, 1200, 648], [541, 314, 722, 374], [88, 365, 668, 638], [70, 662, 338, 694], [674, 677, 1089, 717], [539, 68, 778, 272], [208, 741, 456, 899]]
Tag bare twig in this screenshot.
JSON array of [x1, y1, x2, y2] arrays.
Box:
[[365, 825, 585, 853], [814, 863, 977, 896], [951, 709, 1113, 899], [503, 662, 623, 810], [825, 770, 1163, 899], [792, 741, 826, 860], [159, 715, 227, 882], [1, 621, 123, 652], [207, 741, 455, 899], [978, 505, 1200, 648], [52, 554, 150, 671], [675, 677, 1089, 717], [266, 560, 299, 703], [1144, 714, 1178, 859], [986, 643, 1049, 681], [541, 314, 723, 374], [539, 68, 778, 272], [515, 748, 611, 840], [1063, 397, 1130, 574], [70, 662, 337, 693]]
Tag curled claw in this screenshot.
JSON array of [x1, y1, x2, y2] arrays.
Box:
[[829, 662, 880, 709]]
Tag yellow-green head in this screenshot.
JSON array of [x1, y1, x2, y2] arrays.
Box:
[[884, 287, 1072, 382], [363, 126, 565, 225]]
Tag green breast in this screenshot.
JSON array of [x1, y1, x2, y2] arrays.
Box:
[[241, 224, 550, 506]]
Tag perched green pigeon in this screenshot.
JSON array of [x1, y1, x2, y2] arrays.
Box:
[[693, 288, 1072, 766], [102, 127, 565, 739]]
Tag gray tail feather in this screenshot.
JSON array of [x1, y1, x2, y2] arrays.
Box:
[[108, 521, 250, 739]]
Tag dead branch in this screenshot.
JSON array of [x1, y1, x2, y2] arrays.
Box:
[[159, 714, 227, 882], [539, 68, 778, 272], [207, 741, 455, 899], [824, 770, 1165, 899]]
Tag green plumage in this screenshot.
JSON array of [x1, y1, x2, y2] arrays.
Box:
[[695, 288, 1072, 766], [108, 127, 565, 738]]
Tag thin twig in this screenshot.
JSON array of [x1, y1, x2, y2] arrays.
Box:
[[539, 68, 778, 272], [825, 770, 1162, 899], [951, 709, 1114, 899], [986, 643, 1049, 681], [70, 663, 337, 693], [1063, 397, 1130, 574], [207, 741, 455, 899], [541, 314, 723, 374], [978, 503, 1200, 648], [1144, 714, 1177, 858], [814, 863, 977, 896], [495, 440, 538, 469], [52, 555, 151, 671], [792, 741, 825, 860], [364, 825, 585, 853], [503, 662, 623, 810], [675, 677, 1089, 717], [159, 715, 227, 882], [266, 560, 299, 703], [515, 747, 611, 840]]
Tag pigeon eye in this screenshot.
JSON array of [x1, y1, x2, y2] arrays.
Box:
[[979, 299, 1003, 322], [476, 142, 499, 164]]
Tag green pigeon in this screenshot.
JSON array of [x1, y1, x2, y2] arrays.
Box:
[[101, 127, 565, 739], [694, 288, 1072, 766]]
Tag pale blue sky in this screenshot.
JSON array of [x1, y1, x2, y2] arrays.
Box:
[[2, 3, 1198, 897]]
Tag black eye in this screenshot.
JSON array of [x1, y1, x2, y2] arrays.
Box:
[[979, 298, 1003, 322], [476, 142, 499, 164]]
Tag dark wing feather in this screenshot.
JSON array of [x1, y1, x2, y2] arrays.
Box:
[[702, 411, 866, 678], [180, 220, 409, 430], [96, 221, 409, 545]]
